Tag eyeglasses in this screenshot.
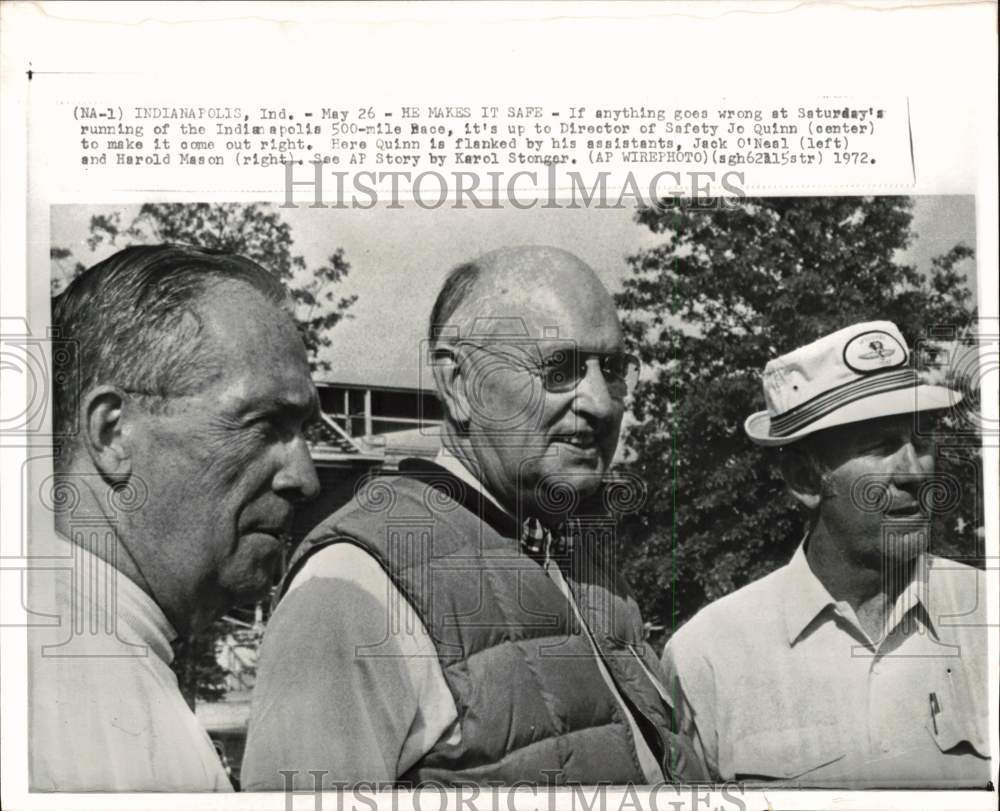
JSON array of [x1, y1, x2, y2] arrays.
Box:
[[452, 341, 640, 398]]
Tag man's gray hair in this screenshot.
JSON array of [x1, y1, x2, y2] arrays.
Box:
[[52, 244, 288, 464], [428, 260, 483, 347]]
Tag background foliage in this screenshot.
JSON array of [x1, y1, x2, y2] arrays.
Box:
[[51, 202, 356, 370]]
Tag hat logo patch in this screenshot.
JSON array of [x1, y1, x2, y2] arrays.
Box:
[[843, 330, 907, 373], [859, 339, 894, 361]]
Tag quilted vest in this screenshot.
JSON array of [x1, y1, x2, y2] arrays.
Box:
[[284, 460, 682, 786]]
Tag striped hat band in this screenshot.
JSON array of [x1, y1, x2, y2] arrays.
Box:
[[769, 368, 920, 438]]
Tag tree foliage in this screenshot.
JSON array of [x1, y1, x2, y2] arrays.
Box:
[[614, 197, 980, 649], [50, 203, 357, 369], [171, 619, 231, 708]]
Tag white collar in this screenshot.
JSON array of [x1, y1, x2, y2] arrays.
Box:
[[49, 530, 178, 664], [782, 539, 936, 646]]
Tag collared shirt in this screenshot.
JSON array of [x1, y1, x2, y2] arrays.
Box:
[[662, 543, 990, 788], [28, 529, 232, 791], [242, 448, 663, 788]]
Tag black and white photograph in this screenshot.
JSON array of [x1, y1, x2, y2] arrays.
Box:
[[1, 4, 996, 811], [25, 196, 988, 792]]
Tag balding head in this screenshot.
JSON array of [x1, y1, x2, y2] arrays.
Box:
[[430, 246, 619, 346], [429, 245, 628, 521]]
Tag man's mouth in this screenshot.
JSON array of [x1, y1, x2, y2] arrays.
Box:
[[257, 529, 284, 539], [884, 501, 926, 519], [553, 432, 598, 451], [247, 525, 293, 545]]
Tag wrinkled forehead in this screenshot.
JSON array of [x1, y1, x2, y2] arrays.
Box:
[[195, 336, 317, 421], [196, 281, 312, 382], [195, 281, 298, 347]]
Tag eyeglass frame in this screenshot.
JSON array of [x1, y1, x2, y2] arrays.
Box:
[[437, 339, 641, 399]]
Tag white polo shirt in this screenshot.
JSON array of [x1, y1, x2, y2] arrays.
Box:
[[28, 530, 232, 791], [663, 544, 990, 787]]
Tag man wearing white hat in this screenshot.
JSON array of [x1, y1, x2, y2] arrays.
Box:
[[662, 321, 990, 787]]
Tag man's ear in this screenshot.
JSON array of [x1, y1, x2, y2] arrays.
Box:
[[780, 444, 822, 511], [430, 346, 471, 429], [81, 386, 133, 480]]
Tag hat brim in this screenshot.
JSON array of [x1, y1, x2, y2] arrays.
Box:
[[744, 384, 963, 447]]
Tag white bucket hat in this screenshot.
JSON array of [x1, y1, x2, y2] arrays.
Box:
[[744, 321, 962, 447]]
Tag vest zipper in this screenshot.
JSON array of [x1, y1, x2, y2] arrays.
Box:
[[628, 643, 673, 708]]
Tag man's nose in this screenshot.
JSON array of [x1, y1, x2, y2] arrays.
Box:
[[274, 435, 320, 502], [890, 437, 931, 479], [574, 358, 617, 418]]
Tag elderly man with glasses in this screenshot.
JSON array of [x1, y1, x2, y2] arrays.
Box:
[[243, 245, 700, 788]]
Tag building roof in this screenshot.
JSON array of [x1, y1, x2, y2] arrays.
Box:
[[313, 364, 434, 393]]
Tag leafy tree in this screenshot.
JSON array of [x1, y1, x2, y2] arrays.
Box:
[[50, 203, 357, 369], [51, 203, 358, 705], [614, 197, 980, 650], [172, 619, 231, 708]]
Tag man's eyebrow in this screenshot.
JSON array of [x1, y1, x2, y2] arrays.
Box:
[[243, 394, 320, 421]]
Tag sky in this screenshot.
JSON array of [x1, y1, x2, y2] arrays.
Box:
[[51, 196, 978, 390]]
